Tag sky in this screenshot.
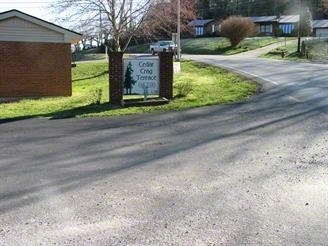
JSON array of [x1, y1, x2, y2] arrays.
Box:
[[0, 0, 56, 22]]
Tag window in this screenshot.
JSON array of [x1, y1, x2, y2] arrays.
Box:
[[279, 24, 295, 34], [195, 27, 204, 36], [260, 24, 272, 34]]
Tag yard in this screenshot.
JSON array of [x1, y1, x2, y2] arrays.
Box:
[[126, 37, 285, 55], [0, 61, 258, 121], [262, 38, 328, 62]]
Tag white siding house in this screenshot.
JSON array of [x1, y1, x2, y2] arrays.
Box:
[[0, 9, 81, 43]]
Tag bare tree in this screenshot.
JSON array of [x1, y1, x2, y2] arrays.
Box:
[[139, 0, 197, 40], [51, 0, 153, 51], [220, 16, 258, 48]]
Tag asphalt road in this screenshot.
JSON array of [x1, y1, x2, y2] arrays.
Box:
[[0, 52, 327, 245]]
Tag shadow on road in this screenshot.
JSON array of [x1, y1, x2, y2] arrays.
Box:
[[0, 82, 327, 215]]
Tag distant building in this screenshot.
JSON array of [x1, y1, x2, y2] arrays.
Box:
[[249, 16, 277, 35], [189, 15, 300, 37], [312, 19, 328, 38], [189, 15, 327, 38], [188, 19, 221, 36], [250, 15, 299, 36], [278, 15, 300, 35]]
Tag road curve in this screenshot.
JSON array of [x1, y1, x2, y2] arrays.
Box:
[[184, 53, 328, 117], [0, 51, 327, 245]]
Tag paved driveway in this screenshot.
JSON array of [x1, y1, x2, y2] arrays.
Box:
[[0, 50, 327, 245]]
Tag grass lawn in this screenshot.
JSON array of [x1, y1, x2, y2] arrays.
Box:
[[0, 61, 258, 121], [262, 39, 302, 61], [262, 38, 328, 62], [182, 37, 283, 55], [125, 37, 284, 55]]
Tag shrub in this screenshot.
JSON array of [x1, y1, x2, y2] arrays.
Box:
[[88, 87, 103, 105], [274, 27, 283, 37], [220, 16, 258, 47], [174, 82, 193, 97]]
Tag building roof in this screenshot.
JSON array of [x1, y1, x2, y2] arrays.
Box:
[[312, 19, 328, 28], [249, 15, 300, 24], [0, 9, 82, 43], [249, 16, 277, 23], [189, 19, 214, 27], [278, 15, 299, 23]]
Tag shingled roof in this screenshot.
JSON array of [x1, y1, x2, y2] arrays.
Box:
[[249, 16, 277, 23], [188, 19, 214, 27], [312, 19, 328, 28]]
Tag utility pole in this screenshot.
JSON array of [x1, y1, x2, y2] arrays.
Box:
[[177, 0, 181, 61], [297, 0, 303, 53], [99, 7, 102, 47]]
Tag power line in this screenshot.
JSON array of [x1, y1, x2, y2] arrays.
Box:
[[1, 1, 54, 3]]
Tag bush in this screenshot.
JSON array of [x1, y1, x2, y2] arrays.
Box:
[[88, 87, 103, 105], [174, 82, 193, 97], [220, 16, 258, 47], [274, 27, 283, 37]]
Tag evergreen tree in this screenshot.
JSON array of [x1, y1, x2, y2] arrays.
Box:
[[124, 62, 137, 95], [300, 7, 313, 36]]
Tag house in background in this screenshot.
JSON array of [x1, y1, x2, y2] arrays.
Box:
[[189, 15, 300, 37], [312, 19, 328, 37], [189, 15, 328, 38], [278, 15, 299, 35], [250, 15, 299, 36], [0, 9, 82, 98], [249, 16, 277, 35], [188, 19, 221, 36]]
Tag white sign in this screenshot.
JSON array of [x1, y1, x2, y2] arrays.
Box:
[[123, 58, 159, 95]]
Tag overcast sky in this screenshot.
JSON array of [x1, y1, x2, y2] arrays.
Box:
[[0, 0, 55, 21]]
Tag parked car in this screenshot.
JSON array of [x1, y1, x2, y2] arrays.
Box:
[[149, 40, 178, 55]]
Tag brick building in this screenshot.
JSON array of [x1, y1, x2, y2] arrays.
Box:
[[0, 9, 82, 98]]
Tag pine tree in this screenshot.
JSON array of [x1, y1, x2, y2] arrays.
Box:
[[124, 62, 137, 95], [301, 7, 313, 36]]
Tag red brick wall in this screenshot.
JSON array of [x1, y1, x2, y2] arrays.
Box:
[[0, 41, 72, 97], [108, 52, 123, 105], [159, 52, 173, 99]]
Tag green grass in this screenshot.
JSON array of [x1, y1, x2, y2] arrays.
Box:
[[262, 38, 328, 62], [262, 39, 302, 61], [126, 37, 283, 55], [182, 36, 282, 55], [72, 48, 107, 62], [0, 61, 258, 121], [298, 38, 328, 62], [181, 37, 230, 54]]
